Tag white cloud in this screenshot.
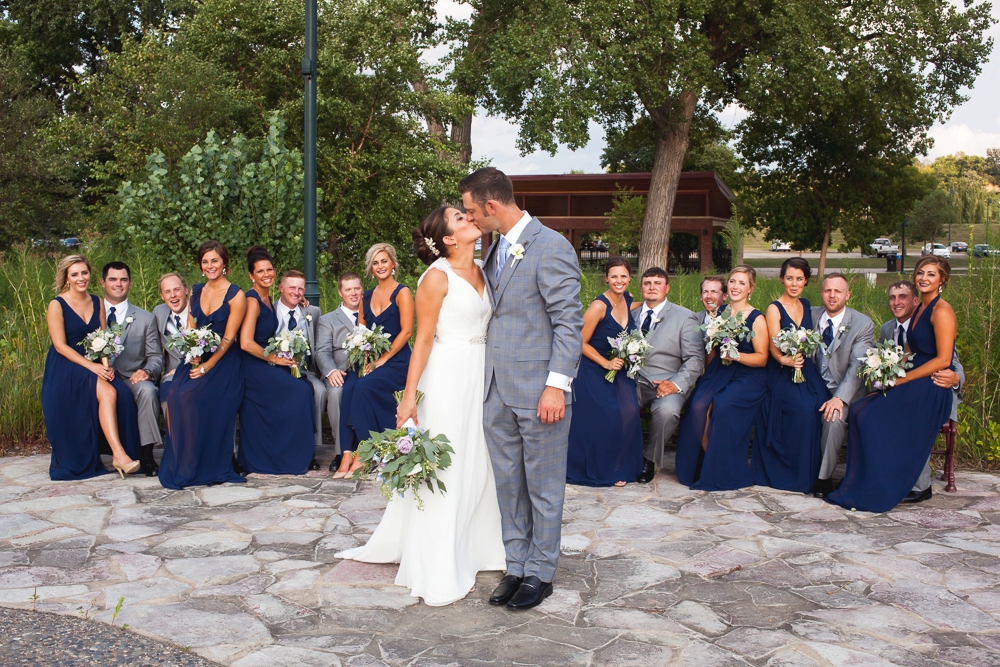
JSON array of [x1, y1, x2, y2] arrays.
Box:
[[471, 115, 607, 174], [927, 123, 1000, 158]]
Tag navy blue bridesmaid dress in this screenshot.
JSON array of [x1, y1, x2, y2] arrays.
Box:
[[42, 295, 141, 480], [342, 284, 412, 449], [159, 283, 246, 489], [567, 294, 644, 486], [752, 299, 830, 492], [675, 309, 767, 491], [237, 290, 316, 475], [827, 296, 953, 512]]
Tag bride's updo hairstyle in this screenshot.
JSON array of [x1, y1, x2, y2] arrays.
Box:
[[246, 244, 273, 273], [413, 205, 454, 266]]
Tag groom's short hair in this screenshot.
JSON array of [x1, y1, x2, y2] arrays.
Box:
[[459, 168, 516, 208], [641, 267, 669, 284]]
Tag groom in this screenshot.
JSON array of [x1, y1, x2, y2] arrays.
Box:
[[461, 167, 583, 611]]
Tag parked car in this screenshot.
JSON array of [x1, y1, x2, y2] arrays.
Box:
[[951, 241, 968, 253], [60, 237, 81, 249], [31, 238, 54, 250], [770, 240, 792, 252], [972, 244, 1000, 258], [870, 238, 899, 258], [921, 243, 951, 258]]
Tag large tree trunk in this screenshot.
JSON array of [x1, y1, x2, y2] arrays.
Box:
[[410, 78, 447, 142], [639, 91, 698, 275], [450, 113, 473, 165], [818, 216, 832, 279]]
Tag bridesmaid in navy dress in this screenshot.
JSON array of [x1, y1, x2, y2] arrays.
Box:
[[42, 255, 141, 480], [752, 257, 830, 492], [676, 265, 770, 491], [334, 243, 414, 478], [567, 257, 644, 487], [828, 256, 955, 512], [160, 241, 247, 489], [237, 245, 316, 475]]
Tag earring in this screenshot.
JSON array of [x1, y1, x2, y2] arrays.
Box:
[[392, 268, 396, 276], [223, 268, 227, 276]]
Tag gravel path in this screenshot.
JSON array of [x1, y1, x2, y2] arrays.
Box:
[[0, 606, 216, 666]]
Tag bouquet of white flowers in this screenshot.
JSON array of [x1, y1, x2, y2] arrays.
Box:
[[78, 324, 125, 368], [264, 329, 311, 378], [344, 324, 392, 377], [605, 329, 654, 382], [703, 309, 755, 365], [167, 327, 221, 368], [857, 340, 913, 394], [771, 324, 826, 383]]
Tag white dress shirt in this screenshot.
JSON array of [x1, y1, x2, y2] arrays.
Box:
[[819, 309, 846, 334], [638, 300, 667, 330], [275, 300, 303, 334], [105, 299, 129, 325], [166, 305, 189, 335], [497, 210, 573, 392], [341, 304, 359, 325], [894, 318, 911, 348]]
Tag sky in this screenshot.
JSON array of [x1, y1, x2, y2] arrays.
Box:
[[437, 1, 1000, 175]]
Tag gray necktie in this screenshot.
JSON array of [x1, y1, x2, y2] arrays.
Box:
[[495, 236, 511, 282]]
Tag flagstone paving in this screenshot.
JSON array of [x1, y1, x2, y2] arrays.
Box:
[[1, 453, 999, 666]]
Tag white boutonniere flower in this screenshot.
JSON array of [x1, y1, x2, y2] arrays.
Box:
[[305, 314, 313, 322], [839, 325, 849, 335], [510, 243, 525, 266], [653, 317, 663, 325], [125, 316, 134, 325]]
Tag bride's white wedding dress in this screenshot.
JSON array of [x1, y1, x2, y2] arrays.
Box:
[[335, 258, 506, 606]]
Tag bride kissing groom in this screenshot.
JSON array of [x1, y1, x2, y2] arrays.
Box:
[[336, 167, 584, 610]]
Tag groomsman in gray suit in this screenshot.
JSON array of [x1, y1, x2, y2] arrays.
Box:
[[810, 273, 875, 498], [632, 267, 704, 483], [695, 275, 727, 335], [878, 280, 964, 503], [314, 272, 363, 471], [276, 270, 324, 470], [153, 273, 188, 406], [462, 167, 583, 611], [101, 262, 163, 476]]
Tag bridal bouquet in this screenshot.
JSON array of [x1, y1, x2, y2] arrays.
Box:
[[857, 340, 913, 394], [167, 327, 221, 368], [772, 325, 826, 383], [605, 330, 653, 382], [703, 309, 755, 365], [264, 329, 310, 378], [344, 324, 392, 377], [352, 419, 454, 510], [78, 324, 125, 368]]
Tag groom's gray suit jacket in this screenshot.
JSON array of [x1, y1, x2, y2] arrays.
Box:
[[811, 306, 875, 479], [111, 303, 163, 447]]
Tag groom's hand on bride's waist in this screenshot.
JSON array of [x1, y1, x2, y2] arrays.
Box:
[[537, 386, 566, 424]]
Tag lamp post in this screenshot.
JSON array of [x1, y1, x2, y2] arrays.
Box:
[[302, 0, 319, 305], [948, 187, 954, 247], [901, 216, 907, 274]]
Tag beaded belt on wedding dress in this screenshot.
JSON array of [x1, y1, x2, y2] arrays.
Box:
[[434, 333, 488, 345]]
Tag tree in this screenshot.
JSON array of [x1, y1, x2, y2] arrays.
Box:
[[458, 0, 994, 274], [909, 189, 955, 244]]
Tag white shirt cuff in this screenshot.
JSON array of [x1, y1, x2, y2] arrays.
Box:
[[546, 372, 573, 392]]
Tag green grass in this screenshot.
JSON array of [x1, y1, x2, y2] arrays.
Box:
[[4, 243, 999, 467]]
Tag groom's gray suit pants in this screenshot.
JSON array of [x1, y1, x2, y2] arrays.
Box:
[[484, 377, 570, 583]]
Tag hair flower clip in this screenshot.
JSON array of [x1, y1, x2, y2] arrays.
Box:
[[424, 237, 440, 257]]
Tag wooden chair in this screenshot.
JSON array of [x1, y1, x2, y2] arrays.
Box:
[[932, 420, 957, 492]]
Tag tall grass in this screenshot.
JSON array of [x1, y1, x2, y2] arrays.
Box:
[[3, 246, 997, 467]]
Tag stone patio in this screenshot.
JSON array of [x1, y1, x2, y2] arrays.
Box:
[[1, 453, 999, 666]]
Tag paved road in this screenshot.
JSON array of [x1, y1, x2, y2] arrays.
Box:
[[1, 453, 999, 666]]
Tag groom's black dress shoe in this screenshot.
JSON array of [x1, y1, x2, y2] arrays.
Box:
[[140, 445, 159, 477], [309, 458, 320, 471], [488, 575, 523, 606], [901, 487, 932, 504], [636, 459, 655, 484], [328, 455, 342, 473], [232, 456, 246, 475], [506, 576, 553, 610], [811, 478, 834, 499]]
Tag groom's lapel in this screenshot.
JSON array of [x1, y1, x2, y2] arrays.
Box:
[[494, 218, 541, 305], [118, 304, 136, 345]]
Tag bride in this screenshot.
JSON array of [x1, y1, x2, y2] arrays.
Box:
[[335, 205, 506, 605]]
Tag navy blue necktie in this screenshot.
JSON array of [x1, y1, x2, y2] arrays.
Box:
[[822, 320, 834, 348], [896, 323, 905, 348], [641, 310, 653, 335], [288, 311, 297, 331], [353, 311, 358, 324], [174, 314, 182, 332], [107, 306, 117, 325]]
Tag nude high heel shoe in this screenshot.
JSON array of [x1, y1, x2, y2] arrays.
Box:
[[113, 460, 140, 479]]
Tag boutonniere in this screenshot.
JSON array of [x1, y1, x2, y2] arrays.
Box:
[[124, 316, 134, 325], [653, 317, 663, 325], [510, 243, 525, 267], [305, 314, 313, 323], [839, 325, 849, 335]]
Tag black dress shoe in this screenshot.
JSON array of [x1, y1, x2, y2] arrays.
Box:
[[232, 456, 246, 475], [506, 576, 553, 610], [140, 445, 159, 477], [811, 478, 834, 498], [328, 455, 342, 473], [309, 458, 320, 471], [901, 487, 932, 504], [488, 574, 523, 606], [636, 458, 655, 484]]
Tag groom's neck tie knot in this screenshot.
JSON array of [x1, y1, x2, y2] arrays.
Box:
[[495, 236, 511, 282], [641, 310, 653, 335]]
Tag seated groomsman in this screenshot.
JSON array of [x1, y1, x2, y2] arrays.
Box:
[[810, 273, 875, 498], [153, 273, 189, 403], [878, 280, 964, 503], [315, 272, 363, 472], [101, 262, 164, 476], [695, 276, 727, 332], [632, 267, 705, 483], [275, 270, 324, 470]]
